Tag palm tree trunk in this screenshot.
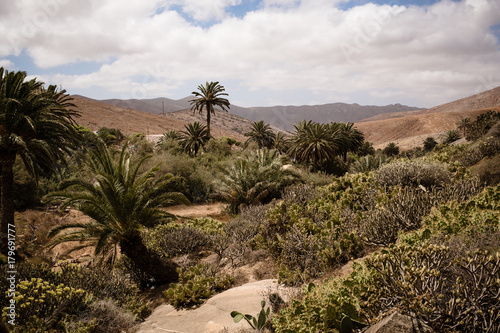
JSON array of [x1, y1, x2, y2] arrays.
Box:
[[206, 107, 211, 138], [0, 154, 15, 256], [120, 235, 179, 286]]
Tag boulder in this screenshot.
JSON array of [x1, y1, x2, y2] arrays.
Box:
[[365, 312, 433, 333]]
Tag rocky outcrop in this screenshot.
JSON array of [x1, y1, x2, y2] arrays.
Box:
[[365, 312, 433, 333]]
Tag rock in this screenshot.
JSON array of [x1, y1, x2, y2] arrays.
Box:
[[365, 312, 433, 333], [137, 279, 287, 333]]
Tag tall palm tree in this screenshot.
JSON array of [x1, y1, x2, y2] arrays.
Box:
[[0, 68, 79, 254], [457, 117, 471, 138], [179, 122, 209, 156], [244, 120, 276, 149], [189, 81, 230, 138], [334, 122, 364, 161], [45, 141, 189, 284], [288, 121, 341, 171]]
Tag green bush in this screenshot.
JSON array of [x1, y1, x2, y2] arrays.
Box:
[[376, 160, 452, 189], [273, 265, 372, 333], [365, 242, 500, 332], [273, 186, 500, 333], [143, 223, 210, 258], [260, 175, 369, 285], [163, 264, 234, 309], [2, 278, 86, 332]]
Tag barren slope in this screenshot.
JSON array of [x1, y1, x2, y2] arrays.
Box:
[[355, 107, 500, 150], [72, 96, 247, 141]]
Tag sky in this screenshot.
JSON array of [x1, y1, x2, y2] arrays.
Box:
[[0, 0, 499, 108]]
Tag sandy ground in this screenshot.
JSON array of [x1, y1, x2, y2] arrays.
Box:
[[165, 203, 231, 221]]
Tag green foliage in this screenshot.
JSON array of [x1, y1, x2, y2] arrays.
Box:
[[97, 127, 124, 146], [365, 242, 500, 332], [189, 81, 230, 138], [274, 185, 500, 333], [179, 121, 209, 156], [215, 149, 301, 214], [273, 265, 372, 333], [442, 129, 461, 144], [382, 142, 399, 157], [288, 121, 340, 171], [463, 110, 500, 141], [349, 154, 387, 173], [423, 137, 438, 151], [422, 185, 500, 239], [245, 120, 276, 149], [163, 264, 234, 309], [376, 160, 452, 189], [143, 222, 211, 258], [45, 141, 188, 285], [2, 278, 85, 332], [231, 300, 271, 330], [260, 176, 369, 285]]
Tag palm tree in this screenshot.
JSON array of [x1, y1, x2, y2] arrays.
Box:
[[0, 68, 79, 254], [215, 149, 300, 214], [442, 129, 461, 144], [45, 141, 189, 284], [457, 117, 471, 138], [382, 142, 399, 157], [189, 81, 230, 138], [288, 121, 341, 171], [423, 137, 438, 151], [244, 120, 276, 149], [334, 122, 364, 161], [179, 122, 209, 156], [273, 131, 291, 154]]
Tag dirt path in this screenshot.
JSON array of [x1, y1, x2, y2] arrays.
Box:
[[165, 203, 230, 221]]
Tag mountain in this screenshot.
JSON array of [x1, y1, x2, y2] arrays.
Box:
[[71, 96, 249, 141], [74, 85, 500, 151], [100, 97, 192, 115], [228, 103, 422, 131], [355, 86, 500, 150], [100, 98, 421, 131]]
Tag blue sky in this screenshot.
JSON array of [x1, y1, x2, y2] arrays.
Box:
[[1, 0, 499, 108]]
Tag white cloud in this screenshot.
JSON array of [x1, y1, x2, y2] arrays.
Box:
[[1, 0, 499, 107], [0, 59, 15, 70]]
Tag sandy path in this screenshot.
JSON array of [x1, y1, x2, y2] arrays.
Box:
[[165, 203, 229, 220]]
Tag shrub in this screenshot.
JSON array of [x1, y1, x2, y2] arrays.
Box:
[[365, 242, 500, 332], [163, 264, 234, 309], [215, 149, 301, 214], [260, 176, 369, 285], [273, 264, 372, 333], [144, 223, 210, 258], [2, 278, 86, 332], [376, 160, 452, 189], [64, 300, 138, 333], [349, 154, 387, 173]]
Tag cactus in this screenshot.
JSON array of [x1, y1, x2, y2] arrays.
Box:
[[231, 300, 271, 331]]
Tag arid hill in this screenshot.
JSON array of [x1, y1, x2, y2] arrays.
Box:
[[73, 85, 500, 150], [355, 86, 500, 150], [71, 96, 249, 142]]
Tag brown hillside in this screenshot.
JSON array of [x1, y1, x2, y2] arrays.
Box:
[[355, 107, 500, 150], [356, 86, 500, 150], [71, 96, 247, 141], [363, 86, 500, 122]]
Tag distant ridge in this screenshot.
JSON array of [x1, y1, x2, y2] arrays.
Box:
[[100, 97, 421, 131]]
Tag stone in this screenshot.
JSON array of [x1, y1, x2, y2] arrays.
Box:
[[365, 312, 433, 333]]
